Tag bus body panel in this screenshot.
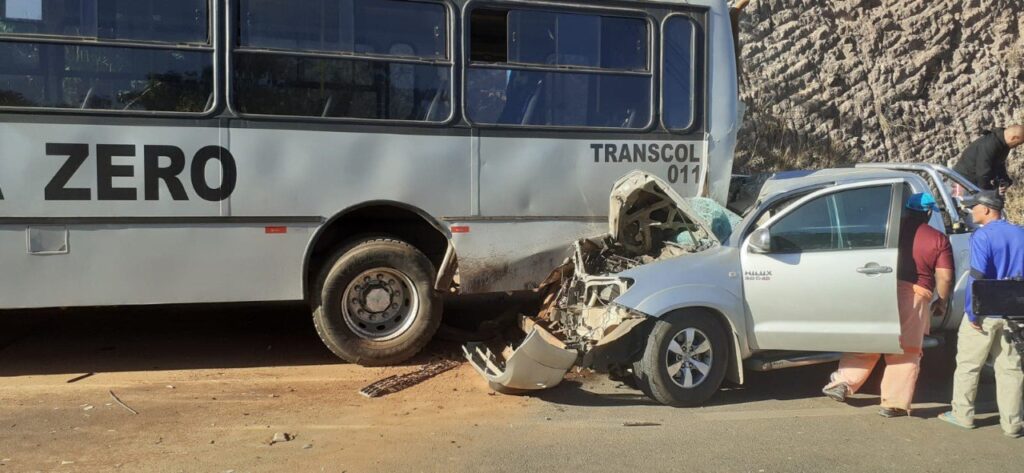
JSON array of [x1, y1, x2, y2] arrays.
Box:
[[477, 134, 707, 217], [703, 1, 740, 205], [0, 123, 223, 218], [0, 223, 316, 309], [448, 220, 607, 294], [0, 0, 740, 308], [226, 127, 472, 218]]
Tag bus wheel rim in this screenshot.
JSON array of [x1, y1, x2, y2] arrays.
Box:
[[341, 268, 419, 341]]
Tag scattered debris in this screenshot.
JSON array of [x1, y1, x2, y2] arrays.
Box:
[[623, 421, 662, 427], [61, 460, 75, 465], [82, 405, 94, 411], [270, 432, 293, 445], [302, 443, 313, 450], [166, 385, 175, 389], [66, 373, 94, 384], [358, 359, 462, 398], [108, 390, 138, 415]]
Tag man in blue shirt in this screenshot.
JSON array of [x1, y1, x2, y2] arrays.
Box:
[[939, 190, 1023, 438]]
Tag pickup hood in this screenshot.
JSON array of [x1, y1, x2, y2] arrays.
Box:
[[609, 171, 722, 255], [614, 245, 743, 316]]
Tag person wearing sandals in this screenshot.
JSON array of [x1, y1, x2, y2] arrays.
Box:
[[822, 193, 954, 417], [938, 191, 1024, 438]]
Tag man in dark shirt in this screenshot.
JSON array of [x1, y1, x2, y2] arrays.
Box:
[[953, 126, 1024, 193], [823, 193, 954, 417]]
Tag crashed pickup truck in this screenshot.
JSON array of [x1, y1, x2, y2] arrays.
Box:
[[466, 167, 974, 406]]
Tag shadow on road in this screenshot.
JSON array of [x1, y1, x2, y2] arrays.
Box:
[[0, 302, 479, 377], [3, 301, 1005, 421], [534, 379, 660, 407], [0, 303, 337, 377], [532, 350, 968, 411]]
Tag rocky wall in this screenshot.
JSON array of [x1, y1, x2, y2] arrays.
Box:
[[735, 0, 1024, 174]]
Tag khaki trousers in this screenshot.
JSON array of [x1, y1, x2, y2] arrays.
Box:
[[827, 282, 931, 411], [949, 316, 1024, 435]]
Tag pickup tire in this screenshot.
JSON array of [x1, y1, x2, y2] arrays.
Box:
[[312, 237, 442, 366], [636, 311, 729, 407]]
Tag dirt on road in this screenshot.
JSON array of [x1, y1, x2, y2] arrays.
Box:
[[2, 304, 1022, 473], [0, 305, 534, 473]]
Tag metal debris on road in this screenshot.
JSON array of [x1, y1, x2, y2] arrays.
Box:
[[270, 432, 293, 445], [623, 421, 662, 427], [108, 390, 138, 415], [358, 359, 462, 398], [66, 373, 94, 384]]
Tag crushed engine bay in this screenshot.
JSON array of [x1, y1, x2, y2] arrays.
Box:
[[463, 171, 741, 392]]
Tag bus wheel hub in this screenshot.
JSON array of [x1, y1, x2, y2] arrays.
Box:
[[364, 287, 393, 314], [343, 268, 418, 340]]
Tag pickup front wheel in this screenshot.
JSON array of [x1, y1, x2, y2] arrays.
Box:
[[636, 311, 729, 407]]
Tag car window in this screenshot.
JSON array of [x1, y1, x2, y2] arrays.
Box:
[[768, 185, 892, 253], [754, 194, 804, 228]]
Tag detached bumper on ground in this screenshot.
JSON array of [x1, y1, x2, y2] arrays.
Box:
[[463, 316, 578, 392]]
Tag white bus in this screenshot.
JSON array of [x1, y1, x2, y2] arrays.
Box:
[[0, 0, 741, 365]]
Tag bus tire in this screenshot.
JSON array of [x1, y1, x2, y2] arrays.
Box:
[[313, 237, 442, 366]]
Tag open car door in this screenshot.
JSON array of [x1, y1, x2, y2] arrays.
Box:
[[741, 179, 906, 353]]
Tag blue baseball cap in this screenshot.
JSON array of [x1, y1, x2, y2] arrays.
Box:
[[906, 192, 939, 212]]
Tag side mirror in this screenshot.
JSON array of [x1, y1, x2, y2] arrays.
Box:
[[748, 227, 772, 254]]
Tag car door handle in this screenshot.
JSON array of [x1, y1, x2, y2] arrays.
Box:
[[857, 264, 893, 275]]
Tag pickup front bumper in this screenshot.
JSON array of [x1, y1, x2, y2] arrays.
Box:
[[462, 316, 578, 392]]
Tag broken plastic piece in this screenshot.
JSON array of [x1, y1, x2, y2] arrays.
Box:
[[463, 316, 578, 392]]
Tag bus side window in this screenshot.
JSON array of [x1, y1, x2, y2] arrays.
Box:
[[663, 16, 701, 131], [1, 0, 207, 43], [388, 44, 415, 120], [465, 7, 652, 129], [233, 0, 451, 123], [0, 0, 213, 113]]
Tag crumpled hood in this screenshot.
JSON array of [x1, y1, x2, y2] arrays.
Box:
[[609, 171, 715, 240], [609, 171, 741, 249]]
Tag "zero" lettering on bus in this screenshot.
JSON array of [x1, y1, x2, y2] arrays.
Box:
[[43, 143, 237, 202]]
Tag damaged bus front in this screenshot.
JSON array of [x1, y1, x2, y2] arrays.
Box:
[[464, 171, 740, 393]]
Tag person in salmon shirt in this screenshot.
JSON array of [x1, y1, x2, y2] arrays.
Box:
[[822, 192, 954, 417]]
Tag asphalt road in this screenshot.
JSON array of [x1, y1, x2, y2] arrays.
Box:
[[0, 304, 1021, 472]]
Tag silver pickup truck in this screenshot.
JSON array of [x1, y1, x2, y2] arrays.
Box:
[[465, 164, 983, 406]]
